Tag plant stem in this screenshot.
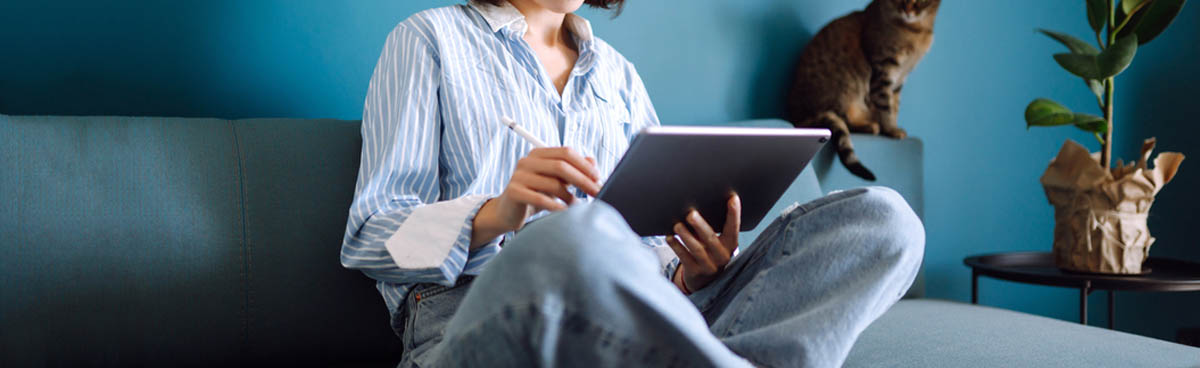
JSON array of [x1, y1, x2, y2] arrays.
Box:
[[1113, 0, 1152, 35], [1102, 0, 1116, 169], [1103, 77, 1114, 169]]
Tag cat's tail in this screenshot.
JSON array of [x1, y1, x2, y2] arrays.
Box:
[[811, 111, 877, 181]]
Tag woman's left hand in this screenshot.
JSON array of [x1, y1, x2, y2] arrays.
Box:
[[666, 194, 741, 294]]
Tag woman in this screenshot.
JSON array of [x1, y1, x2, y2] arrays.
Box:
[[340, 0, 924, 366]]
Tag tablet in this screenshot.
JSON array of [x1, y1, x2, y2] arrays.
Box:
[[596, 126, 830, 236]]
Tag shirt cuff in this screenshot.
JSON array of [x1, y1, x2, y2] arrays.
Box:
[[644, 236, 678, 279], [383, 194, 492, 270], [664, 257, 681, 281]]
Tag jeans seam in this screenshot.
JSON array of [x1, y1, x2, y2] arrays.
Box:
[[413, 276, 475, 301], [723, 225, 794, 338], [401, 277, 475, 361], [402, 290, 418, 355], [798, 187, 869, 215], [697, 205, 796, 318]]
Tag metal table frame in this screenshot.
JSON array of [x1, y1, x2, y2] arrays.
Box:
[[965, 252, 1200, 329]]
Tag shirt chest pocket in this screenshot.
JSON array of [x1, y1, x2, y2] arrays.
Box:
[[584, 83, 633, 159], [441, 51, 515, 112]]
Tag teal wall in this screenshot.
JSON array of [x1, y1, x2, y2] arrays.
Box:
[[2, 0, 1197, 341]]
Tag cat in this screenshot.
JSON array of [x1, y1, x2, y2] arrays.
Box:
[[784, 0, 939, 181]]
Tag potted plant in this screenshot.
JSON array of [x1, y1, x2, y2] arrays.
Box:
[[1024, 0, 1187, 274]]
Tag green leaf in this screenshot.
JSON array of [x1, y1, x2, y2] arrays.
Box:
[[1100, 34, 1138, 76], [1038, 29, 1099, 54], [1052, 34, 1138, 79], [1025, 98, 1076, 127], [1072, 113, 1108, 133], [1115, 0, 1153, 36], [1037, 27, 1107, 101], [1117, 5, 1148, 36], [1087, 0, 1109, 34], [1024, 99, 1108, 143], [1053, 53, 1103, 79], [1122, 0, 1151, 14], [1124, 0, 1188, 44], [1087, 79, 1105, 101]]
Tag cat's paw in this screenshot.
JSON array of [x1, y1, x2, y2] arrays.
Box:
[[850, 124, 881, 135], [882, 126, 907, 139]]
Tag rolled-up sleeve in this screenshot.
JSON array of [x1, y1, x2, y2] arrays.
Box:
[[340, 24, 499, 287]]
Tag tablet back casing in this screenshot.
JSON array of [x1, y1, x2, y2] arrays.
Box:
[[597, 126, 829, 236]]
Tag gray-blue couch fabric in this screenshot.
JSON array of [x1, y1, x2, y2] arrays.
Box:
[[0, 115, 399, 367], [3, 115, 1197, 366], [846, 300, 1200, 367]]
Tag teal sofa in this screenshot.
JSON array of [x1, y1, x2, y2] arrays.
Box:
[[3, 115, 1198, 367]]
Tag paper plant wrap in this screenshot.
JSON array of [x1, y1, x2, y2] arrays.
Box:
[[1041, 138, 1184, 274]]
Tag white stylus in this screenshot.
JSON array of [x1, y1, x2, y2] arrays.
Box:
[[502, 116, 596, 203], [501, 116, 548, 149]]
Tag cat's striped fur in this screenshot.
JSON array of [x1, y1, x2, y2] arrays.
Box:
[[785, 0, 939, 181]]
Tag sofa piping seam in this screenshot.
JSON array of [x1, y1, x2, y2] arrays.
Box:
[[231, 121, 251, 354]]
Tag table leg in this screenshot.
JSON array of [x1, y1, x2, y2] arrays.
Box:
[[1079, 283, 1090, 325], [971, 270, 979, 305], [1107, 290, 1115, 330]]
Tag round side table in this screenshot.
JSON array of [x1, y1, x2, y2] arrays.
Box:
[[963, 251, 1200, 329]]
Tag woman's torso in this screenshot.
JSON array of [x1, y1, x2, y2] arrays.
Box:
[[367, 1, 669, 341], [420, 3, 642, 201]]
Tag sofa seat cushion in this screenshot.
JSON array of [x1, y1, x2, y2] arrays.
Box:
[[845, 299, 1200, 367]]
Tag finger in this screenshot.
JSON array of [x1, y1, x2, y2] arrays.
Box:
[[686, 210, 730, 266], [665, 235, 698, 270], [509, 186, 567, 212], [586, 156, 602, 193], [527, 157, 601, 196], [674, 222, 715, 273], [514, 171, 575, 205], [531, 147, 601, 181], [719, 194, 741, 250]]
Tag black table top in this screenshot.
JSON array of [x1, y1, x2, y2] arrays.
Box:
[[964, 252, 1200, 292]]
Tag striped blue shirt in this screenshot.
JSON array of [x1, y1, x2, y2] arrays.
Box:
[[339, 1, 676, 335]]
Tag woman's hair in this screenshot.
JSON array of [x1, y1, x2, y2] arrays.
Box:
[[476, 0, 625, 15]]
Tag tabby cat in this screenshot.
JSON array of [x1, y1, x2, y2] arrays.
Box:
[[785, 0, 939, 181]]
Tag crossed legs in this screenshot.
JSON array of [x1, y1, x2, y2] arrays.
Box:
[[427, 187, 924, 367]]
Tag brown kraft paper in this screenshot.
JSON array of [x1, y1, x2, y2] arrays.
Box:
[[1041, 138, 1184, 274]]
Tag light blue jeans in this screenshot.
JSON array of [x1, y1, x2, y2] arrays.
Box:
[[398, 187, 924, 367]]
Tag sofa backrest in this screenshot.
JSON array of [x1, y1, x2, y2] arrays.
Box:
[[1, 115, 925, 366], [0, 115, 399, 367]]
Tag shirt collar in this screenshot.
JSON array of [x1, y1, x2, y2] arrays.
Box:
[[467, 0, 595, 43]]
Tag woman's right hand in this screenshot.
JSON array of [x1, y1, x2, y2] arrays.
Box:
[[471, 147, 601, 247]]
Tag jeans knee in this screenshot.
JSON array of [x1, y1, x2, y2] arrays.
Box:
[[790, 187, 923, 266], [855, 186, 925, 267]]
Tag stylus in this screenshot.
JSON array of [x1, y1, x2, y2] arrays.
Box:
[[501, 116, 548, 149], [502, 116, 596, 203]]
